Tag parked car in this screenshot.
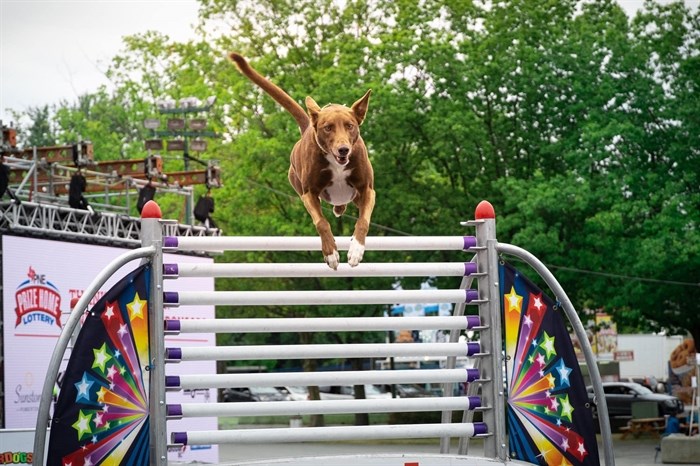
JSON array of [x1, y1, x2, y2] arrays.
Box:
[[380, 384, 433, 398], [621, 376, 667, 394], [277, 386, 310, 401], [586, 382, 684, 418], [318, 384, 391, 400], [222, 386, 291, 402]]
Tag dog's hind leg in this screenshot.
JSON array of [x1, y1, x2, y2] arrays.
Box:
[[302, 192, 339, 269], [348, 188, 376, 267]]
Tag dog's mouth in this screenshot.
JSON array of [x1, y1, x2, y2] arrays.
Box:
[[335, 154, 349, 166]]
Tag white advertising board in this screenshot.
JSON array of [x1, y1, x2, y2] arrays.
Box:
[[2, 235, 218, 462], [0, 429, 46, 464]]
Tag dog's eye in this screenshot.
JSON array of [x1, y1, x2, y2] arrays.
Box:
[[323, 125, 333, 133], [345, 123, 354, 130]]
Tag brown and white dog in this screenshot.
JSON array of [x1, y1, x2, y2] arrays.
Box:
[[229, 53, 375, 270]]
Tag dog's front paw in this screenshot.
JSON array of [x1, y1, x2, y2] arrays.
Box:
[[325, 250, 340, 270], [347, 237, 365, 267]]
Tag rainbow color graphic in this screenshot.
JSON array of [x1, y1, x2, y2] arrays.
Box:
[[48, 265, 151, 465], [501, 262, 599, 466]]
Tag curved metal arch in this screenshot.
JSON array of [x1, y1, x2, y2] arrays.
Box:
[[497, 242, 615, 466], [32, 246, 156, 466]]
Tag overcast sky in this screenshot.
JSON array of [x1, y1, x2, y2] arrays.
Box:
[[0, 0, 200, 123], [1, 0, 698, 124]]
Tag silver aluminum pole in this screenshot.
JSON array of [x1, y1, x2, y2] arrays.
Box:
[[439, 270, 475, 453], [33, 146, 38, 199], [140, 202, 167, 464], [474, 201, 507, 460]]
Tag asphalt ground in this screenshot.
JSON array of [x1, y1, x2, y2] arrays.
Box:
[[176, 431, 692, 465]]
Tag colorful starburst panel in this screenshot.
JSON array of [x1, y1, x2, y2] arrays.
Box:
[[500, 262, 600, 466], [48, 265, 151, 466]]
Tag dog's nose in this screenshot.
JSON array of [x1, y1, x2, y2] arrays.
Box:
[[338, 146, 350, 157]]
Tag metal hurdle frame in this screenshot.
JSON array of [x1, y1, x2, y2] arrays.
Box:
[[157, 220, 495, 461], [33, 200, 614, 466]]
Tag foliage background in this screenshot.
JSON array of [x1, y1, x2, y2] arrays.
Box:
[[7, 0, 700, 350]]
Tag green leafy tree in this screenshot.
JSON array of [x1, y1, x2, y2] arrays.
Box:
[[6, 0, 699, 371], [495, 1, 700, 342], [52, 90, 145, 159], [13, 104, 57, 147]]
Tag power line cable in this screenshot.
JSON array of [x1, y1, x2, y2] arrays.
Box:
[[245, 178, 699, 287], [544, 264, 699, 288]]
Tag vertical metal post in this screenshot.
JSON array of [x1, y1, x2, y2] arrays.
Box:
[[183, 131, 192, 226], [439, 272, 475, 454], [126, 179, 132, 214], [186, 187, 193, 226], [140, 201, 167, 464], [474, 201, 507, 461], [183, 133, 189, 171], [32, 146, 38, 200]]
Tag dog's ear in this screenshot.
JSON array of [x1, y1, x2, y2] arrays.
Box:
[[305, 97, 321, 127], [351, 90, 372, 125]]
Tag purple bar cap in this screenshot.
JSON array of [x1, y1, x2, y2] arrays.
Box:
[[463, 236, 477, 250], [466, 342, 480, 356], [172, 432, 188, 445], [163, 292, 179, 305], [473, 422, 488, 435], [466, 368, 480, 382], [165, 347, 182, 361], [167, 404, 183, 417], [163, 263, 179, 276], [465, 315, 481, 329], [165, 375, 181, 388], [163, 237, 179, 248], [464, 262, 478, 276], [164, 320, 181, 333]]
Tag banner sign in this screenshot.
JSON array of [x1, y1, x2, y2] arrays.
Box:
[[501, 262, 600, 466], [2, 235, 218, 462], [47, 265, 151, 465]]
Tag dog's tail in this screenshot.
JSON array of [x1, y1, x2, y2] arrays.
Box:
[[228, 52, 309, 133]]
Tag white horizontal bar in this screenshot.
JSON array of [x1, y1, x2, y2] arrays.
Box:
[[169, 316, 479, 334], [175, 397, 479, 418], [167, 289, 473, 307], [169, 262, 472, 278], [175, 423, 481, 445], [172, 343, 471, 361], [171, 369, 471, 390], [164, 236, 473, 252]]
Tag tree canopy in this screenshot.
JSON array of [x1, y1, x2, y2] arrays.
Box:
[[7, 0, 700, 344]]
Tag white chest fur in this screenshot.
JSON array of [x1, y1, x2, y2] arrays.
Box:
[[322, 157, 356, 206]]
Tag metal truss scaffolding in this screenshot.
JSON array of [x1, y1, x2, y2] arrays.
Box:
[[0, 201, 220, 247]]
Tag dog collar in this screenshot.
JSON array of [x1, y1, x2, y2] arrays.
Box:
[[313, 129, 330, 155]]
